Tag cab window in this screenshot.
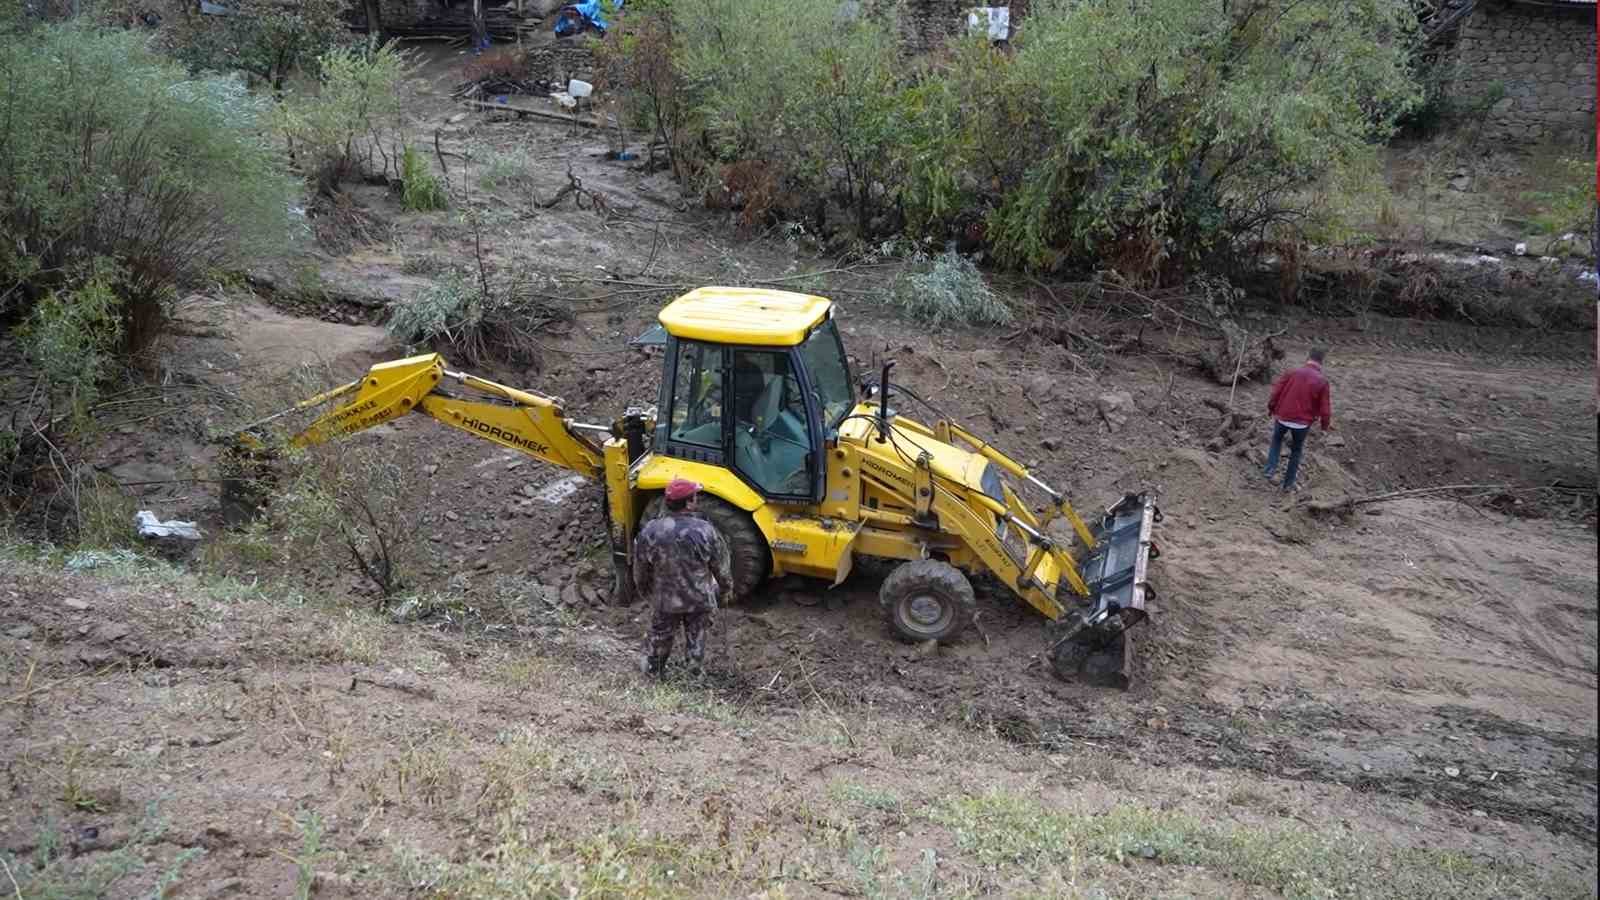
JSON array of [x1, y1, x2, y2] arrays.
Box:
[[797, 319, 853, 430], [669, 341, 725, 447], [731, 350, 812, 496]]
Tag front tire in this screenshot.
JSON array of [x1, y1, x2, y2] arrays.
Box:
[[640, 493, 770, 603], [880, 559, 975, 643]]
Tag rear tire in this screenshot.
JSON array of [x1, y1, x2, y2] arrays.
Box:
[[879, 559, 975, 643], [641, 493, 770, 603]]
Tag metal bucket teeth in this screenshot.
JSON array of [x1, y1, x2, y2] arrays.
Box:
[[1050, 628, 1133, 690]]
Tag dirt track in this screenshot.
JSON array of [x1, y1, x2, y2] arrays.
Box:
[[153, 288, 1598, 849]]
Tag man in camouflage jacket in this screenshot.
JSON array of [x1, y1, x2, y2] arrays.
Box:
[[635, 478, 731, 674]]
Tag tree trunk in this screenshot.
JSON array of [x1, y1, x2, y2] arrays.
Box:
[[362, 0, 384, 41]]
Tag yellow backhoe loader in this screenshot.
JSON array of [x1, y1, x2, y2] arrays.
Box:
[[226, 287, 1162, 685]]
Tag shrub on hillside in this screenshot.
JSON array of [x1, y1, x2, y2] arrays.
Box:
[[20, 263, 126, 423], [897, 0, 1421, 279], [269, 40, 414, 195], [601, 0, 900, 234], [161, 0, 348, 91], [0, 23, 297, 352], [400, 146, 448, 211], [889, 251, 1014, 327]]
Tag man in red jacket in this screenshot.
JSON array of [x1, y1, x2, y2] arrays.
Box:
[[1264, 349, 1332, 492]]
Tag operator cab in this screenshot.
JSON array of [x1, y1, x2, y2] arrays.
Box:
[[655, 287, 854, 501]]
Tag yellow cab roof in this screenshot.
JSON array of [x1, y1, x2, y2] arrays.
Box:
[[658, 286, 833, 347]]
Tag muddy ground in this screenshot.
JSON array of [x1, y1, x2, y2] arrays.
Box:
[[2, 47, 1597, 897]]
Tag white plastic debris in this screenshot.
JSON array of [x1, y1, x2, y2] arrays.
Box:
[[1513, 242, 1527, 256], [135, 510, 202, 541], [568, 79, 593, 98]]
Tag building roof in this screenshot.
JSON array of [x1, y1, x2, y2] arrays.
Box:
[[658, 287, 833, 347]]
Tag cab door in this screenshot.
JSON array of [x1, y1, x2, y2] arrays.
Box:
[[728, 347, 824, 501]]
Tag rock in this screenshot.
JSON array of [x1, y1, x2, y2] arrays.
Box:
[[5, 624, 36, 639], [1026, 373, 1057, 400], [1041, 437, 1060, 451], [423, 464, 439, 476], [1454, 432, 1470, 443], [446, 112, 469, 125], [971, 349, 1000, 368], [201, 876, 245, 898], [92, 623, 131, 644], [1132, 844, 1159, 860], [522, 484, 539, 498], [1444, 766, 1461, 778], [1361, 763, 1373, 772], [915, 638, 939, 658], [1326, 434, 1346, 448], [1513, 242, 1527, 256], [1096, 391, 1135, 432], [444, 510, 460, 521], [62, 598, 90, 611], [561, 582, 583, 607], [1448, 174, 1471, 192], [1071, 404, 1097, 426], [1471, 809, 1487, 818]]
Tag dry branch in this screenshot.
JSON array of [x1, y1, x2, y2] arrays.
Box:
[[1304, 483, 1514, 516], [463, 99, 601, 129]]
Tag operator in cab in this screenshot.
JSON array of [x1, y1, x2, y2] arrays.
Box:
[[634, 479, 732, 675]]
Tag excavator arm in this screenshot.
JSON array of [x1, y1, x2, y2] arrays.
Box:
[[234, 354, 605, 479]]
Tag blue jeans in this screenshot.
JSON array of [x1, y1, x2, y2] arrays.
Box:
[[1264, 422, 1308, 490]]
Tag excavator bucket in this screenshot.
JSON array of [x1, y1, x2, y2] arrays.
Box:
[[1052, 493, 1161, 689]]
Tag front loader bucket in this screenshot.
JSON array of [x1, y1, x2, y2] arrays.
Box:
[[1052, 493, 1160, 689]]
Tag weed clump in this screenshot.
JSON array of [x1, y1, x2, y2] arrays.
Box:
[[400, 146, 448, 212], [889, 251, 1014, 327]]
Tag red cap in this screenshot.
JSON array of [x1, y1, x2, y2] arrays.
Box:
[[664, 478, 701, 502]]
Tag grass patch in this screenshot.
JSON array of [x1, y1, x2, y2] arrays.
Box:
[[388, 826, 718, 898], [400, 145, 449, 212], [929, 790, 1584, 899], [2, 799, 202, 900], [828, 779, 903, 814]]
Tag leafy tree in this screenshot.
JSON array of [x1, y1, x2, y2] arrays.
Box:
[[0, 22, 296, 351], [164, 0, 347, 90], [608, 0, 900, 234], [268, 39, 415, 194], [899, 0, 1422, 277]]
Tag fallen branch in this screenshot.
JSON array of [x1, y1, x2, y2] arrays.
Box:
[[348, 676, 437, 701], [1304, 482, 1513, 516], [463, 98, 600, 129]]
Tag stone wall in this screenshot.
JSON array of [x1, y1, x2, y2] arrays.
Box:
[[865, 0, 1021, 56], [527, 39, 598, 86], [1451, 1, 1597, 143]]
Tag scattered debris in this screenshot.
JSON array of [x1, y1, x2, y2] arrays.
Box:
[[135, 510, 202, 541]]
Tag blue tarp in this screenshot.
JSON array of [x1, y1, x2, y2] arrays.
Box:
[[555, 0, 620, 36]]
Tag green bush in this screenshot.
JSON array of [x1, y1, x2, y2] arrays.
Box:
[[161, 0, 348, 90], [897, 0, 1421, 277], [400, 146, 448, 211], [0, 22, 296, 351], [270, 40, 415, 194], [387, 271, 484, 349], [889, 251, 1014, 327], [617, 0, 900, 233], [1525, 157, 1596, 240], [21, 262, 126, 422]]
